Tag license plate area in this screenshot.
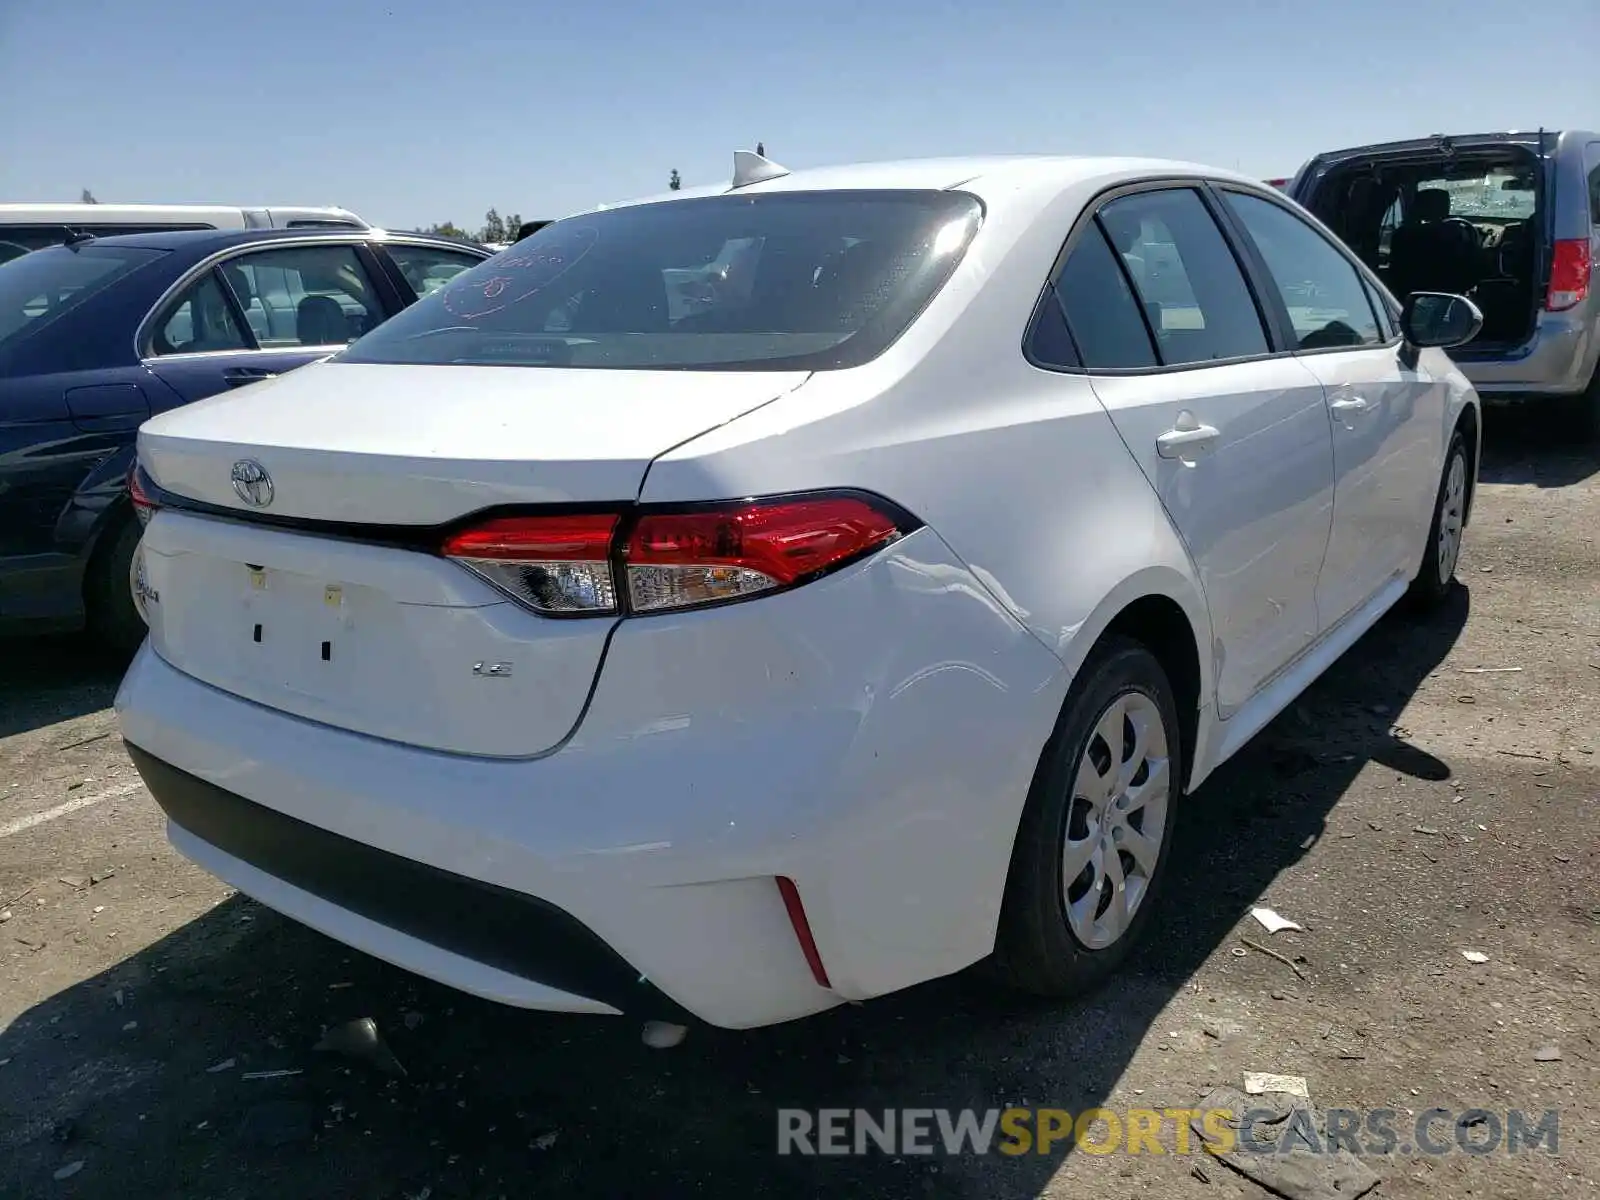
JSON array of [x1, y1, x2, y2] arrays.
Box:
[[236, 564, 363, 703]]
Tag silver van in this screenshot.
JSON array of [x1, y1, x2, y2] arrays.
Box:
[[0, 203, 368, 264], [1288, 130, 1600, 437]]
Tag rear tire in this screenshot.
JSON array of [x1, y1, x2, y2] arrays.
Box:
[[1564, 367, 1600, 444], [1408, 429, 1469, 611], [85, 513, 146, 657], [990, 636, 1182, 999]]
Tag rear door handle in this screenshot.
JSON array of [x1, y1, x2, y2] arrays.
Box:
[[222, 367, 278, 387], [1156, 418, 1221, 460]]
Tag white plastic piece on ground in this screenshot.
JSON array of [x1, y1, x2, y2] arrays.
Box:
[[642, 1020, 688, 1049], [1250, 906, 1304, 935], [1461, 949, 1490, 964], [1243, 1072, 1310, 1098]]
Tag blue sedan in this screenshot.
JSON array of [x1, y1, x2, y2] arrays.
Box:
[[0, 227, 492, 652]]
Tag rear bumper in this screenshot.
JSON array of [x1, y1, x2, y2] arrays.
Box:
[[126, 742, 691, 1020], [116, 526, 1067, 1028], [1458, 309, 1597, 397]]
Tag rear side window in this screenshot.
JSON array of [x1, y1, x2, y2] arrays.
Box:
[[1095, 189, 1270, 366], [1048, 225, 1157, 369], [1221, 192, 1382, 349], [0, 244, 164, 349], [151, 272, 251, 356], [339, 190, 983, 371]]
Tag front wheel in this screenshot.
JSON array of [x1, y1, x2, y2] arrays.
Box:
[[990, 636, 1182, 998], [1408, 429, 1469, 610]]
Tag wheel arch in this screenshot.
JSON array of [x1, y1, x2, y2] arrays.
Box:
[[1055, 566, 1212, 794]]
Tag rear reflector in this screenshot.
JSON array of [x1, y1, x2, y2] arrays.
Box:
[[1546, 239, 1591, 312], [775, 876, 832, 989], [440, 493, 909, 617], [129, 464, 158, 527]]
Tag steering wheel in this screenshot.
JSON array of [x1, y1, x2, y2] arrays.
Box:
[[1440, 217, 1481, 247]]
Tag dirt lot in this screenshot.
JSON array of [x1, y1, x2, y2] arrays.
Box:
[[1, 414, 1596, 1200]]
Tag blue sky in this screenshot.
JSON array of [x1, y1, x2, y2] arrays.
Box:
[[1, 0, 1593, 230]]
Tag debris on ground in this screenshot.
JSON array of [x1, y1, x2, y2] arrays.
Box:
[[52, 1161, 85, 1182], [1533, 1046, 1563, 1062], [205, 1058, 236, 1074], [314, 1017, 407, 1078], [0, 910, 10, 923], [641, 1020, 688, 1049], [1460, 666, 1522, 674], [1243, 1072, 1310, 1099], [1461, 950, 1490, 964], [1240, 937, 1308, 979], [1250, 906, 1304, 934], [402, 1010, 425, 1031], [57, 875, 87, 890], [242, 1068, 303, 1080], [532, 1131, 558, 1151], [1194, 1086, 1379, 1200], [1190, 1162, 1211, 1184]]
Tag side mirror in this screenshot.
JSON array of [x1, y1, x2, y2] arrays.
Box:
[[1400, 292, 1483, 349]]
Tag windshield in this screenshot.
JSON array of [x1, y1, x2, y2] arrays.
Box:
[[339, 190, 983, 371], [1422, 168, 1537, 220], [0, 243, 164, 350]]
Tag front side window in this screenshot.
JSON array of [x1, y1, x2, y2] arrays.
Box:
[[220, 244, 381, 348], [0, 244, 165, 349], [386, 244, 484, 300], [1223, 192, 1382, 350], [1095, 189, 1270, 366], [151, 272, 250, 355], [339, 190, 983, 371]]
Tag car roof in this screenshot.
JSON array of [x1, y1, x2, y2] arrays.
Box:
[[62, 227, 486, 253], [586, 154, 1271, 213]]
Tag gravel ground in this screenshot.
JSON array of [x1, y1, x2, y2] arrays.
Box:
[[0, 413, 1595, 1200]]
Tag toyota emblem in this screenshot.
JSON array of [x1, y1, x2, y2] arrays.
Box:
[[230, 459, 274, 507]]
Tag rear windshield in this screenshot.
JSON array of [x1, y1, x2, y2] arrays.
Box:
[[338, 190, 983, 371], [0, 244, 164, 350]]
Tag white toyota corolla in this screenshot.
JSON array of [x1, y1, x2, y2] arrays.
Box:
[[117, 152, 1482, 1030]]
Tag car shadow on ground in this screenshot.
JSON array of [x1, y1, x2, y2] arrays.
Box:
[[0, 635, 129, 740], [0, 591, 1469, 1200], [1478, 407, 1600, 488]]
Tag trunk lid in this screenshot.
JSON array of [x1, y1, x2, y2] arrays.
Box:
[[138, 361, 810, 524], [136, 361, 808, 757]]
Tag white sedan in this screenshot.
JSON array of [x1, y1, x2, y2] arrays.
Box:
[[117, 152, 1482, 1030]]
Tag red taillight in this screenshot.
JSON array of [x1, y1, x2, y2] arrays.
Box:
[[128, 465, 158, 527], [624, 496, 903, 612], [441, 513, 619, 614], [439, 494, 907, 617], [1546, 238, 1591, 312]]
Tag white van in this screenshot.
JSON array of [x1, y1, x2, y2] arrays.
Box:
[[0, 203, 368, 264]]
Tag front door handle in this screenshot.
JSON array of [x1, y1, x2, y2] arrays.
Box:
[[222, 367, 278, 387], [1329, 397, 1370, 421], [1156, 413, 1221, 460]]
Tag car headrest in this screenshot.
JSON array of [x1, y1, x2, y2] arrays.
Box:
[[1413, 189, 1451, 222]]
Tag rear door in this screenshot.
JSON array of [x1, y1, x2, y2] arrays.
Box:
[[1047, 183, 1335, 717], [1216, 187, 1445, 629], [143, 241, 396, 404]]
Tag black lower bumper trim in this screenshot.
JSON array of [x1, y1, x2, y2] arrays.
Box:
[[125, 742, 692, 1023]]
